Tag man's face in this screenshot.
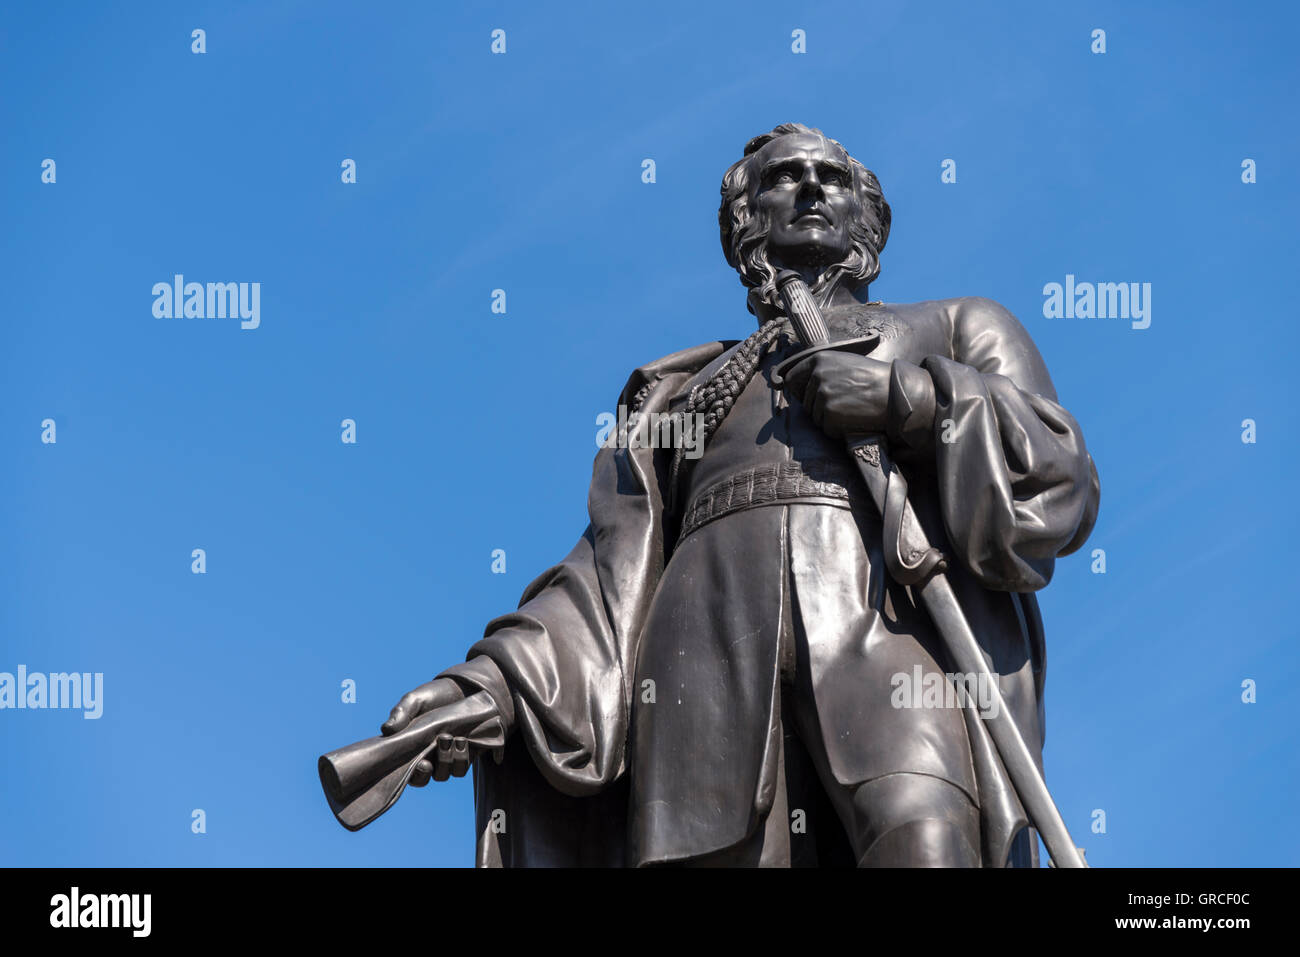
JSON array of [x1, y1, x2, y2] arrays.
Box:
[[750, 133, 859, 270]]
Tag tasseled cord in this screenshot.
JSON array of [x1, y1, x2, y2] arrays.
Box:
[[667, 316, 788, 512]]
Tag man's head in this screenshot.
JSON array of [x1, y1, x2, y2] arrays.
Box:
[[719, 123, 891, 306]]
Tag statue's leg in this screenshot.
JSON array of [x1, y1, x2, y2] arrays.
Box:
[[781, 504, 982, 866], [842, 774, 981, 867], [788, 675, 981, 867]]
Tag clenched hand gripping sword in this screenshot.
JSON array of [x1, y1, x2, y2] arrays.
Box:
[[771, 270, 1088, 869]]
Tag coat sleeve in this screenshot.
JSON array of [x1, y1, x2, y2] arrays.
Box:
[[886, 297, 1100, 592], [437, 342, 728, 798]]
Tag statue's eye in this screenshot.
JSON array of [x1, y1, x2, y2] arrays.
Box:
[[774, 171, 795, 185]]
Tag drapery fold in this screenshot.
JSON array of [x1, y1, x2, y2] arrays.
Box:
[[922, 356, 1099, 592], [435, 297, 1099, 866], [438, 343, 729, 862]]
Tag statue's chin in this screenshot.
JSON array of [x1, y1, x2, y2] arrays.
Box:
[[769, 243, 849, 273]]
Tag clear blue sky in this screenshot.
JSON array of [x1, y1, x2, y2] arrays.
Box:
[[2, 0, 1297, 867]]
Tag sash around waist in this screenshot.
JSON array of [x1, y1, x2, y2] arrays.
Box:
[[677, 457, 865, 541]]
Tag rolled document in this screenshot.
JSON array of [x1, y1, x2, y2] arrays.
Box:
[[319, 690, 504, 831]]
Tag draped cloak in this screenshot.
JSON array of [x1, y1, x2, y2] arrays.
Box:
[[437, 295, 1101, 867]]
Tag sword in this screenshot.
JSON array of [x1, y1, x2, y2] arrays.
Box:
[[771, 270, 1088, 869]]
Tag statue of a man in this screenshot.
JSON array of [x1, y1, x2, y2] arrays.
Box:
[[376, 123, 1100, 867]]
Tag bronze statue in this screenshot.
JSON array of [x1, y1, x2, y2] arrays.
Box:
[[320, 123, 1101, 868]]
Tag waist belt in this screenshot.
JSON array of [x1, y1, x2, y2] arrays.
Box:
[[678, 458, 861, 541]]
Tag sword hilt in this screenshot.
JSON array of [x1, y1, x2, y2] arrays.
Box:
[[775, 270, 831, 346], [773, 271, 946, 585]]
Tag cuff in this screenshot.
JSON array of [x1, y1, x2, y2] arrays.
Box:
[[436, 656, 516, 732], [887, 359, 937, 453]]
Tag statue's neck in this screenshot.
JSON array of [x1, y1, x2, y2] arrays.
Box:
[[748, 276, 873, 327]]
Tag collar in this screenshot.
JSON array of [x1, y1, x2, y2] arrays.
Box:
[[746, 282, 883, 329]]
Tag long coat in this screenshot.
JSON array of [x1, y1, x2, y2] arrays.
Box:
[[439, 295, 1100, 867]]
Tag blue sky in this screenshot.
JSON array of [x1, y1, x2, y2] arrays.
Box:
[[2, 0, 1297, 866]]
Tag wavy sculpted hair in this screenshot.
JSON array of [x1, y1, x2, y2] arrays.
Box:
[[718, 123, 892, 309]]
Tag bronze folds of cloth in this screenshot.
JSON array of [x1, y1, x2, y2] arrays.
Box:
[[770, 269, 1087, 869]]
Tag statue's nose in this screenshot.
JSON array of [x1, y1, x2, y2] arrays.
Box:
[[796, 164, 824, 198]]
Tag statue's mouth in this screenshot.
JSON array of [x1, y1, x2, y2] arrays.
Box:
[[793, 208, 832, 227]]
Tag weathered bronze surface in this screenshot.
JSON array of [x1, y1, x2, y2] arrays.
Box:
[[320, 123, 1100, 868]]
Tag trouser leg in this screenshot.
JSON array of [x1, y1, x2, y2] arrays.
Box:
[[843, 774, 981, 867], [788, 673, 982, 867]]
